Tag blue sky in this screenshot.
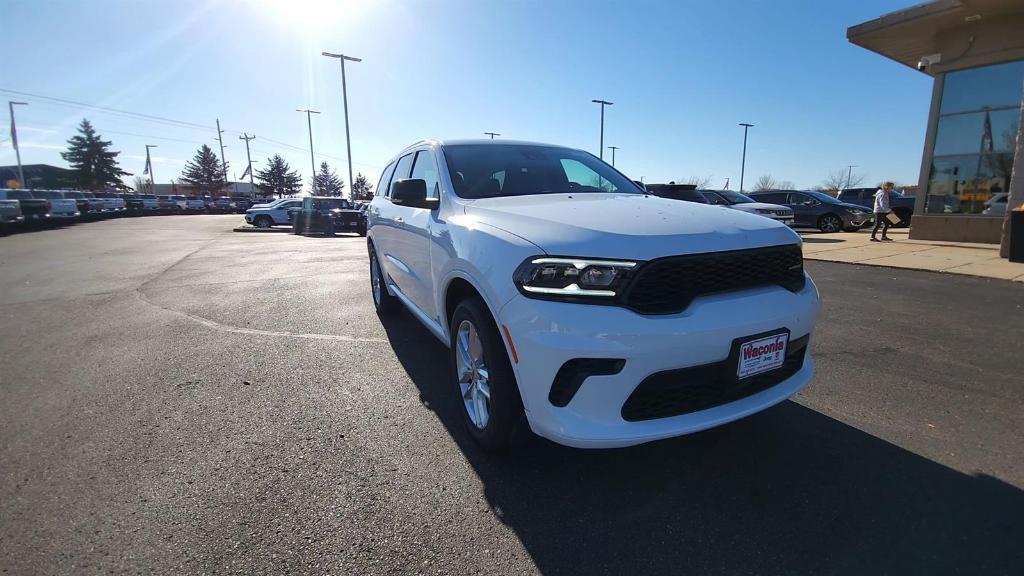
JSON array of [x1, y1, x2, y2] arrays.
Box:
[[1, 0, 931, 191]]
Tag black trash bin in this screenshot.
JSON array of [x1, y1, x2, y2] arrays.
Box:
[[1010, 210, 1024, 263]]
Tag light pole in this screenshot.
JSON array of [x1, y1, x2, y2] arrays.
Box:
[[322, 51, 361, 196], [8, 101, 27, 189], [608, 146, 619, 167], [484, 132, 500, 140], [738, 122, 754, 192], [145, 144, 158, 194], [296, 108, 320, 190], [216, 119, 229, 182], [846, 164, 859, 190], [239, 133, 256, 195], [592, 99, 613, 159]]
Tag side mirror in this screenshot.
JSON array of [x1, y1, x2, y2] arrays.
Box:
[[391, 178, 439, 209]]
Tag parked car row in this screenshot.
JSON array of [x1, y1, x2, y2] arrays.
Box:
[[0, 188, 260, 233]]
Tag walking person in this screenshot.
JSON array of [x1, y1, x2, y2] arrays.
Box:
[[871, 182, 895, 242]]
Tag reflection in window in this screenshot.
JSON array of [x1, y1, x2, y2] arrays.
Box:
[[926, 59, 1023, 215]]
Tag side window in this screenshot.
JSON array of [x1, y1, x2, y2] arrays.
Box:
[[388, 154, 415, 198], [703, 192, 728, 205], [410, 150, 440, 199], [375, 162, 396, 198], [788, 193, 809, 205], [560, 158, 616, 192]]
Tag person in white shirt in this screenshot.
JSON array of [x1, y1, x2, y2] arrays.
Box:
[[870, 182, 894, 242]]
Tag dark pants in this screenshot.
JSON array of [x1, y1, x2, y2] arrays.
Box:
[[871, 212, 890, 238]]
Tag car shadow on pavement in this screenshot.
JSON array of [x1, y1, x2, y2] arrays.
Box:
[[801, 237, 846, 244], [379, 311, 1023, 575]]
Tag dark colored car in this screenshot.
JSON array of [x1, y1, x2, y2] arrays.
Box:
[[210, 197, 238, 213], [747, 190, 873, 233], [231, 197, 252, 213], [643, 183, 707, 203], [836, 187, 915, 227], [0, 189, 51, 222], [290, 196, 366, 236], [121, 194, 146, 213]]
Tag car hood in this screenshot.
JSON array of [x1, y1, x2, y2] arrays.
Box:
[[726, 202, 791, 212], [463, 193, 801, 260], [829, 201, 871, 212]]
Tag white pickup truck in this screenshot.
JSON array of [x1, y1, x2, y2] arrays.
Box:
[[28, 190, 81, 220]]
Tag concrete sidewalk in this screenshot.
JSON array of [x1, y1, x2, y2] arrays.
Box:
[[799, 228, 1024, 282]]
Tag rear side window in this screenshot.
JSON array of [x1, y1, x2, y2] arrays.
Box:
[[376, 162, 396, 198], [388, 154, 415, 198], [754, 192, 786, 204], [410, 150, 440, 199]]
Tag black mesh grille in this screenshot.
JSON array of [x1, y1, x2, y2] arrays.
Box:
[[621, 335, 809, 422], [622, 245, 805, 315]]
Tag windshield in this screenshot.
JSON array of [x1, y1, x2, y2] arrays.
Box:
[[718, 190, 755, 204], [6, 190, 34, 200], [318, 199, 350, 210], [645, 184, 707, 203], [34, 191, 63, 199], [805, 191, 841, 204], [443, 144, 639, 199]]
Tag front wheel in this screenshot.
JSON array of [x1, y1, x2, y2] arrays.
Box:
[[817, 213, 842, 233], [368, 243, 399, 314], [450, 297, 527, 452], [254, 216, 272, 229]]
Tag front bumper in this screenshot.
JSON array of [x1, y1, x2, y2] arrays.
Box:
[[498, 274, 820, 448], [843, 212, 872, 227]]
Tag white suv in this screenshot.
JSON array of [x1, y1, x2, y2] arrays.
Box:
[[367, 140, 820, 450]]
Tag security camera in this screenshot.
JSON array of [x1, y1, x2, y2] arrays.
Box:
[[917, 53, 941, 71]]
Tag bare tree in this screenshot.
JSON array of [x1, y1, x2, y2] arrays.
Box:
[[821, 168, 864, 192], [753, 174, 778, 191], [777, 180, 795, 190], [679, 175, 712, 189]]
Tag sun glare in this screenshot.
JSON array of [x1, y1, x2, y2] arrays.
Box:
[[262, 0, 371, 33]]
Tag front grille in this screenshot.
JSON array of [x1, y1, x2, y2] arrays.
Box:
[[622, 244, 805, 315], [621, 335, 809, 422]]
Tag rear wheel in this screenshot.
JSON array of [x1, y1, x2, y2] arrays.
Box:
[[368, 243, 399, 314], [450, 297, 526, 452], [817, 213, 842, 233]]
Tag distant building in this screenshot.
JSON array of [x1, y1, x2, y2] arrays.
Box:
[[0, 164, 75, 190], [849, 0, 1024, 244]]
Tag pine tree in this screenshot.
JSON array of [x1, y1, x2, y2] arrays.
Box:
[[60, 119, 128, 190], [180, 144, 228, 193], [255, 154, 303, 197], [351, 172, 374, 201], [312, 161, 345, 196]]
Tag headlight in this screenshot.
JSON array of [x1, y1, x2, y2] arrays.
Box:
[[755, 209, 773, 215], [514, 257, 638, 300], [844, 208, 865, 215]]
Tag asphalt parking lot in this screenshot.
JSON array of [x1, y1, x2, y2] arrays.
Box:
[[2, 215, 1022, 575]]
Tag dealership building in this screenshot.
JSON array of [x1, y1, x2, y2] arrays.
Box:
[[848, 0, 1023, 243]]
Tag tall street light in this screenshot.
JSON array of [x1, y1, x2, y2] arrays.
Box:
[[322, 51, 361, 195], [592, 99, 613, 160], [846, 164, 859, 190], [144, 144, 158, 194], [738, 123, 754, 192], [8, 101, 28, 189], [296, 108, 320, 190], [484, 132, 500, 140], [602, 145, 618, 166]]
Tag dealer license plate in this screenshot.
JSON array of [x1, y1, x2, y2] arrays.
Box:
[[737, 332, 788, 379]]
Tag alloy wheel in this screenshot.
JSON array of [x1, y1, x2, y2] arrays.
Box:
[[820, 215, 841, 233], [370, 254, 382, 306], [456, 320, 491, 430]]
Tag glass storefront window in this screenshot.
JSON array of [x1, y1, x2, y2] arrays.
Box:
[[926, 59, 1023, 215]]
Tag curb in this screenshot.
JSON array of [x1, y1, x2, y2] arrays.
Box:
[[232, 227, 292, 233]]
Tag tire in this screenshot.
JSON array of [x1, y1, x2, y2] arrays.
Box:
[[368, 243, 399, 314], [254, 216, 272, 229], [324, 222, 336, 237], [357, 225, 367, 237], [449, 297, 527, 452], [817, 213, 842, 233]]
